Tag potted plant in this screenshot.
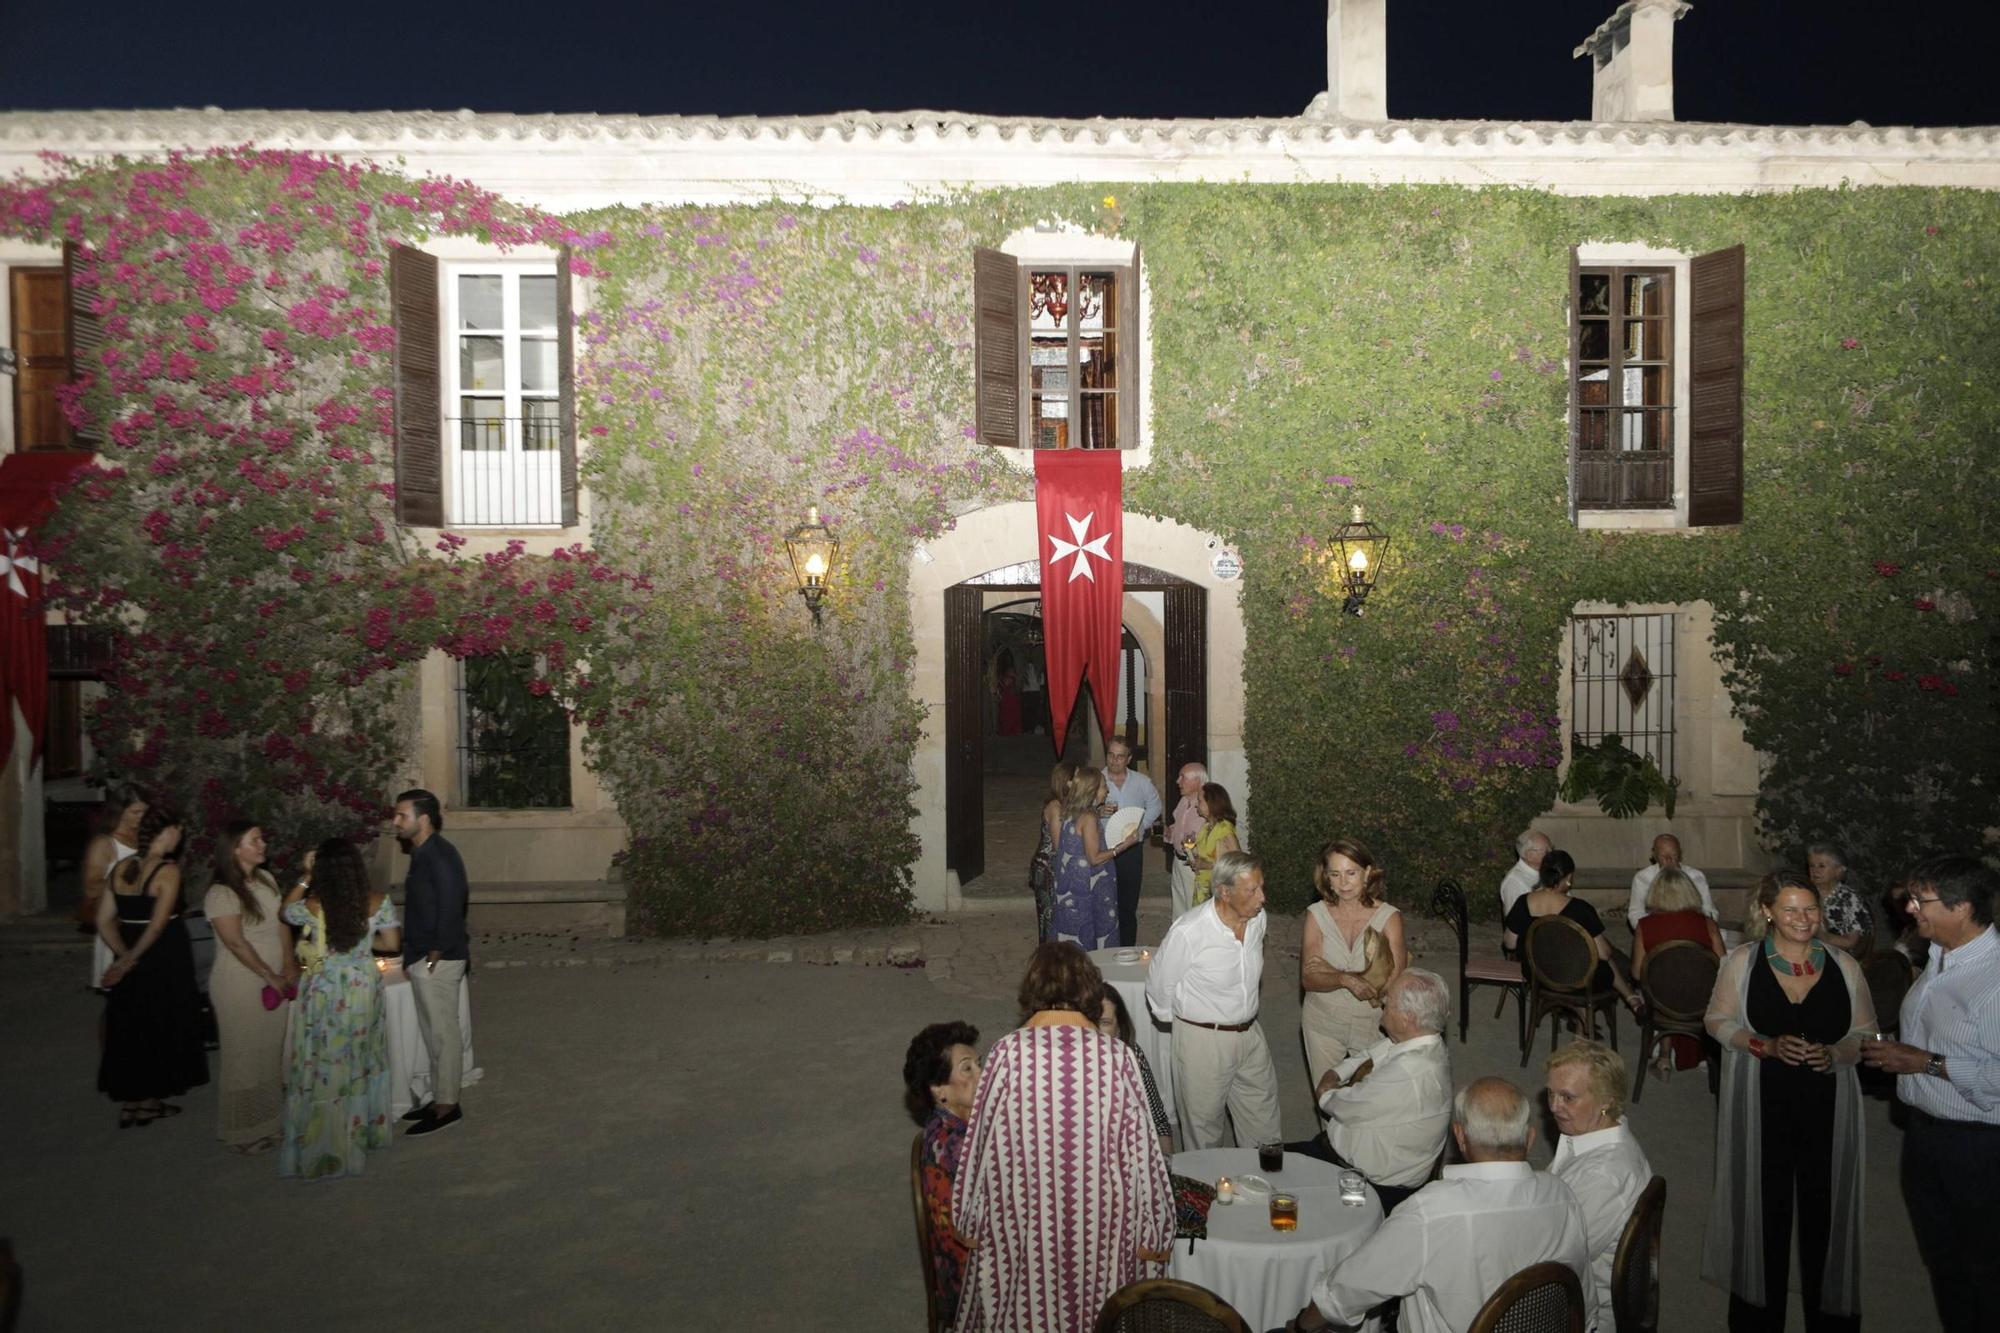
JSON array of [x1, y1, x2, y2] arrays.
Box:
[[1558, 733, 1680, 819]]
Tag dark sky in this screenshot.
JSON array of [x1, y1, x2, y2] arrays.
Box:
[[4, 1, 1998, 127]]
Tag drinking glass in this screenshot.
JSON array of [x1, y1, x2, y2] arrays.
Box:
[[1269, 1192, 1298, 1231], [1257, 1142, 1284, 1173]]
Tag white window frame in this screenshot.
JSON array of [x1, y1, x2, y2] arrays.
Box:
[[1573, 243, 1693, 531], [444, 261, 563, 528]]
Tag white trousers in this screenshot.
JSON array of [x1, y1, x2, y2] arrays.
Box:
[[1171, 1020, 1283, 1150], [1168, 858, 1195, 922], [410, 960, 468, 1104]]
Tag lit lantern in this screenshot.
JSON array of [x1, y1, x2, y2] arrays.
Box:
[[1328, 504, 1390, 616], [784, 505, 840, 627]]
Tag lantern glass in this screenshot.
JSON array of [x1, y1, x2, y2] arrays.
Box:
[[1327, 503, 1389, 615], [784, 505, 840, 624]]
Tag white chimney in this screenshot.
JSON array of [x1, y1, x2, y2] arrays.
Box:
[[1574, 0, 1690, 123], [1324, 0, 1388, 120]]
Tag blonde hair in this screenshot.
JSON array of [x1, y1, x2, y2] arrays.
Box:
[[1046, 761, 1077, 804], [1545, 1040, 1628, 1126], [1062, 766, 1105, 820], [1744, 873, 1817, 942], [1648, 868, 1703, 915], [1314, 838, 1387, 908]]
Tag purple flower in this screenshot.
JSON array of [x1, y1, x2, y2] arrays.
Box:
[[1489, 369, 1503, 381], [1431, 709, 1461, 732], [1326, 474, 1356, 487]]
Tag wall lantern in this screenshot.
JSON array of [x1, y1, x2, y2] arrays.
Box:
[[1328, 503, 1390, 616], [784, 505, 840, 627]]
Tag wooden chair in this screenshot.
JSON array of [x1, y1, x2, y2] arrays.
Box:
[[1610, 1177, 1667, 1333], [1631, 941, 1720, 1103], [1519, 914, 1620, 1065], [1431, 879, 1525, 1046], [910, 1133, 946, 1333], [1466, 1261, 1586, 1333], [0, 1237, 19, 1333], [1094, 1278, 1253, 1333]]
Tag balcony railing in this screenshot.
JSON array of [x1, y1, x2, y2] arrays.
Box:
[[449, 416, 564, 527]]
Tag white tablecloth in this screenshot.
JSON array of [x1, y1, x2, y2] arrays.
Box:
[[1089, 947, 1176, 1121], [1169, 1148, 1383, 1333], [378, 961, 481, 1117]]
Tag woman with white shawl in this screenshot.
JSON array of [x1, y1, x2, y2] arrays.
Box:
[[1703, 874, 1874, 1331]]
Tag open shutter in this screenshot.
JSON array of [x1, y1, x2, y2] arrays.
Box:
[[390, 246, 444, 528], [1565, 245, 1581, 524], [1688, 244, 1745, 527], [556, 247, 579, 527], [1118, 248, 1141, 450], [62, 241, 104, 448], [973, 247, 1021, 449], [943, 584, 985, 881], [1163, 584, 1207, 779]]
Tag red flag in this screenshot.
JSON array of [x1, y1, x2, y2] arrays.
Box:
[[1033, 449, 1123, 755], [0, 451, 91, 770]]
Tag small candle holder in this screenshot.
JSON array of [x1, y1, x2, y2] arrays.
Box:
[[1216, 1176, 1234, 1204]]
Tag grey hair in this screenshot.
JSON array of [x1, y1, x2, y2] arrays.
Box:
[[1388, 968, 1450, 1035], [1515, 829, 1547, 857], [1452, 1077, 1533, 1153], [1181, 763, 1209, 784], [1212, 850, 1262, 896], [1806, 842, 1847, 870]]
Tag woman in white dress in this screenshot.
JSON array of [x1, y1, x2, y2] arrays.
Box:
[[1300, 838, 1407, 1090]]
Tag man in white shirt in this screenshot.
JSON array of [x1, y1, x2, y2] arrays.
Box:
[[1546, 1041, 1653, 1333], [1101, 738, 1164, 948], [1500, 829, 1550, 918], [1627, 833, 1716, 923], [1862, 855, 2000, 1333], [1146, 851, 1282, 1151], [1163, 762, 1206, 921], [1313, 969, 1453, 1213], [1287, 1077, 1589, 1333]]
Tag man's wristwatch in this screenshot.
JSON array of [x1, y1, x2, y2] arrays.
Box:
[[1925, 1052, 1948, 1080]]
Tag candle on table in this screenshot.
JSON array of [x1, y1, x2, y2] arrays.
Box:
[[1216, 1176, 1233, 1204]]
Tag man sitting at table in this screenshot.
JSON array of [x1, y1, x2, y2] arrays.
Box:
[[1310, 969, 1453, 1214], [1285, 1077, 1589, 1333], [1145, 851, 1283, 1152]]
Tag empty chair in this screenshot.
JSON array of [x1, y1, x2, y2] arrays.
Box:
[[1632, 942, 1720, 1102], [1520, 916, 1621, 1065], [1431, 879, 1525, 1046], [1611, 1177, 1667, 1333], [1466, 1261, 1586, 1333], [1095, 1278, 1253, 1333]]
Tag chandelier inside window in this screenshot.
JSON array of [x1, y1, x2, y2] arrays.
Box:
[[1030, 273, 1106, 325]]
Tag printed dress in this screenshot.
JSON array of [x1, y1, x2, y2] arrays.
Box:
[[953, 1024, 1175, 1333], [279, 898, 396, 1181], [919, 1107, 971, 1327], [1050, 819, 1116, 952]]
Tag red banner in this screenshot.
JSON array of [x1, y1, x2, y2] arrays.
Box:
[[1033, 449, 1123, 755], [0, 451, 91, 770]]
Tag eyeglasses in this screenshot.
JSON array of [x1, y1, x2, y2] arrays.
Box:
[[1910, 895, 1945, 910]]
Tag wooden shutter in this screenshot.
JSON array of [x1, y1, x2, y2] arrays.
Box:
[[1118, 249, 1141, 451], [973, 247, 1022, 450], [943, 584, 985, 882], [556, 247, 579, 528], [1164, 584, 1208, 779], [62, 242, 103, 447], [390, 246, 444, 528], [1687, 244, 1746, 527], [1566, 245, 1581, 524]]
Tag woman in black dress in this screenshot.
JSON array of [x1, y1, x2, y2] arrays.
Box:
[[94, 808, 209, 1128], [1703, 874, 1875, 1330], [1501, 849, 1645, 1014]]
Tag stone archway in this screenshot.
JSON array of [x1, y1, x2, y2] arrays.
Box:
[[905, 502, 1246, 912]]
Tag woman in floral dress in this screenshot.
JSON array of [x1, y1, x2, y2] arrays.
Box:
[[1050, 767, 1137, 952], [279, 839, 399, 1180]]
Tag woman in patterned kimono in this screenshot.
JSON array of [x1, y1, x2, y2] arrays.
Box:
[[953, 942, 1174, 1333], [903, 1021, 982, 1328]]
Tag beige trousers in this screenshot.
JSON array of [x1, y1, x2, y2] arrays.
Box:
[[409, 959, 467, 1104], [1171, 1020, 1283, 1150], [1168, 858, 1196, 922]]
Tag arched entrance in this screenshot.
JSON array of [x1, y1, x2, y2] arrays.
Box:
[[905, 502, 1247, 912]]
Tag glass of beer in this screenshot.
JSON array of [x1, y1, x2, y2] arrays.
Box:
[[1269, 1192, 1299, 1231], [1257, 1141, 1284, 1173]]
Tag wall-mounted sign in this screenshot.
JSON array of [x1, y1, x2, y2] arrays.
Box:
[[1210, 547, 1243, 581]]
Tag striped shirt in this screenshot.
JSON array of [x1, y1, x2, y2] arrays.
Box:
[[1899, 924, 2000, 1123]]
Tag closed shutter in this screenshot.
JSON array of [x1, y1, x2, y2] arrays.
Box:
[[1688, 244, 1746, 527], [1118, 249, 1141, 451], [1566, 245, 1584, 522], [944, 584, 985, 881], [557, 247, 579, 528], [974, 247, 1022, 449], [1164, 584, 1207, 778], [62, 241, 104, 447], [390, 246, 444, 528]]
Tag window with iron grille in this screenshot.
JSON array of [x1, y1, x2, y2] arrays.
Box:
[[457, 654, 571, 809], [1569, 611, 1677, 782], [446, 265, 563, 525]]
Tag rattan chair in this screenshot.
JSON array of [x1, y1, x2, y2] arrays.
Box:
[[1431, 879, 1525, 1046], [1610, 1177, 1667, 1333], [1466, 1261, 1586, 1333], [1094, 1278, 1253, 1333], [910, 1132, 946, 1333], [1519, 914, 1620, 1065], [1631, 940, 1720, 1103]]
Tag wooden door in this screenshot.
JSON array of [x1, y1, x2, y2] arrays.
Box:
[[9, 268, 72, 449], [1164, 584, 1208, 778], [944, 584, 985, 882]]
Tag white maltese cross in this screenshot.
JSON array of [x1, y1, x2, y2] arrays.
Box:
[[1047, 511, 1112, 583]]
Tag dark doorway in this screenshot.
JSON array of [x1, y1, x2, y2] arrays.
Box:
[[944, 560, 1206, 892]]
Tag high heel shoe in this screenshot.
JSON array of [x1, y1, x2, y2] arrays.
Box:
[[119, 1108, 150, 1129]]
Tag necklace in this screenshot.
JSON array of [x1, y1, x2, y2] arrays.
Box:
[[1763, 934, 1826, 978]]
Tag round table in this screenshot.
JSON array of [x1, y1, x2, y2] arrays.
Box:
[[1169, 1147, 1384, 1333], [1089, 947, 1177, 1121]]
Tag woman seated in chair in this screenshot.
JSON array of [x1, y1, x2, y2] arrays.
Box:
[[1545, 1040, 1653, 1333], [1631, 868, 1724, 1078], [903, 1021, 982, 1328], [1503, 850, 1644, 1018]]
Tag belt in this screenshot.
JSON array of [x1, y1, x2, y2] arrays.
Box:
[[1179, 1017, 1256, 1032], [1910, 1106, 2000, 1133]]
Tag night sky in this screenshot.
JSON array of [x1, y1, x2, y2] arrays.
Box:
[[3, 1, 1998, 127]]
